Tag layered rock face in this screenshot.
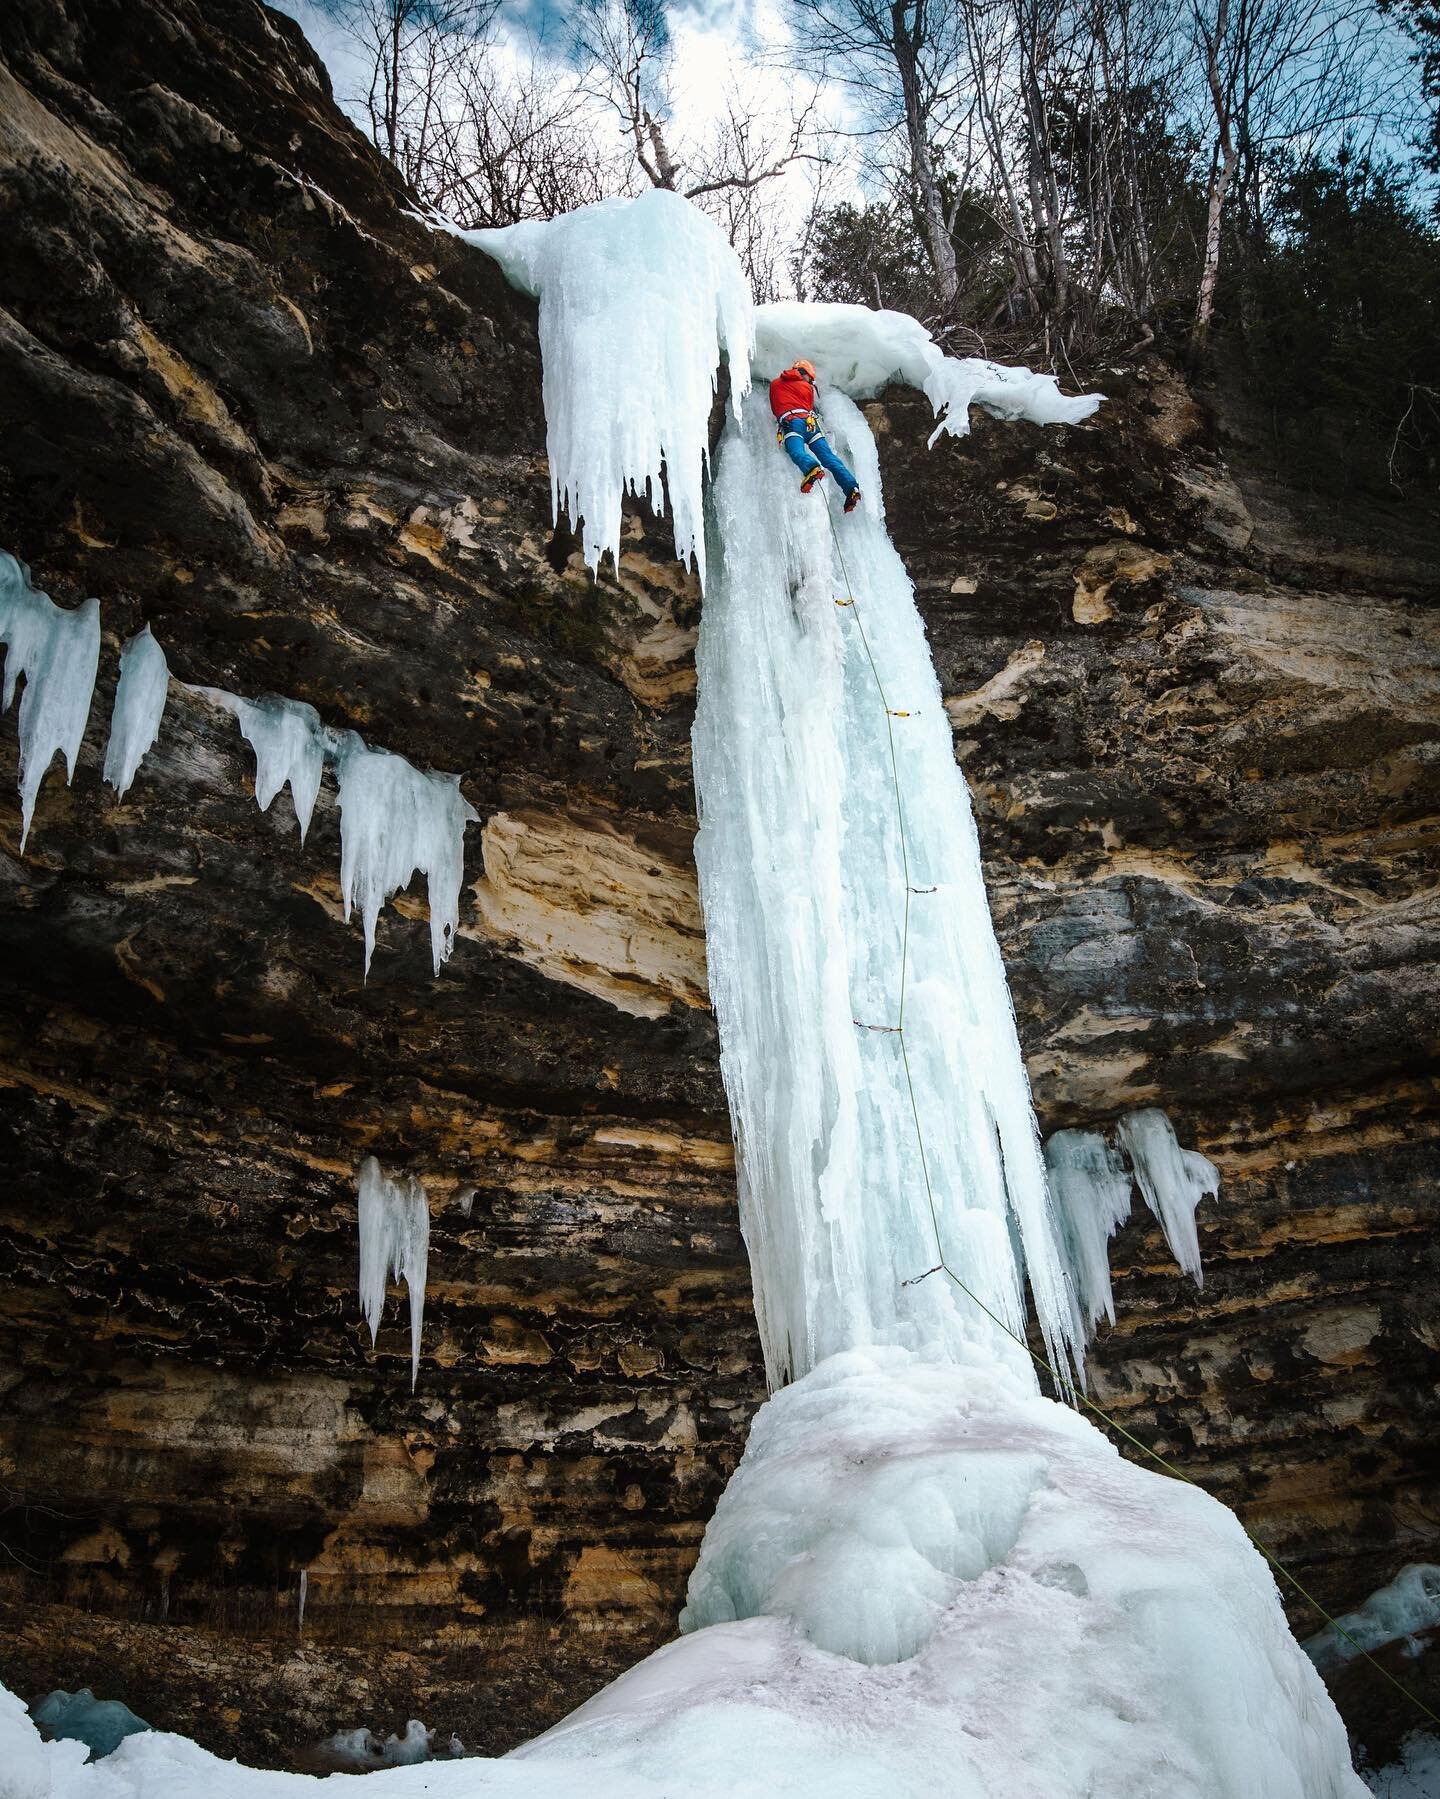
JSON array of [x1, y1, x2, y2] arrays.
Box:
[[0, 0, 756, 1761], [0, 0, 1436, 1770], [876, 375, 1440, 1750]]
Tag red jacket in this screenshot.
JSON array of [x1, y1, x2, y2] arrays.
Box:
[[769, 368, 816, 421]]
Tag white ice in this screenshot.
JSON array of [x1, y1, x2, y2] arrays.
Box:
[[333, 732, 477, 976], [752, 300, 1104, 441], [199, 690, 333, 843], [1045, 1128, 1134, 1335], [1118, 1108, 1219, 1287], [1304, 1564, 1440, 1673], [102, 627, 169, 799], [319, 1719, 457, 1769], [466, 189, 752, 582], [0, 549, 101, 849], [356, 1155, 430, 1391], [692, 386, 1081, 1392]]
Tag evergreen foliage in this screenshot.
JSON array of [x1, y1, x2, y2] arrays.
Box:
[[1236, 158, 1440, 487]]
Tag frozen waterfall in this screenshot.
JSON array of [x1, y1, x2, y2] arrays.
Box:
[[693, 386, 1080, 1393], [0, 190, 1370, 1799]]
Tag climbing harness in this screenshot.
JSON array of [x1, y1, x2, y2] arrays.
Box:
[[821, 498, 1440, 1732]]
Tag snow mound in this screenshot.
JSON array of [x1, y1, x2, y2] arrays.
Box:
[[680, 1348, 1046, 1664], [103, 627, 169, 800], [466, 189, 753, 582], [753, 301, 1103, 441], [0, 550, 101, 849]]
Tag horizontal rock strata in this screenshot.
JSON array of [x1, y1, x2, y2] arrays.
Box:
[[0, 0, 1436, 1768]]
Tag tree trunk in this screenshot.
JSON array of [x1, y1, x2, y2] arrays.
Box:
[[1191, 139, 1237, 352], [890, 4, 959, 308], [1191, 0, 1234, 356]]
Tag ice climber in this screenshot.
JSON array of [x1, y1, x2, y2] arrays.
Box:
[[769, 359, 863, 512]]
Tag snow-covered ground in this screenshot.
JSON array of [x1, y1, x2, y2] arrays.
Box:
[[1363, 1734, 1440, 1797]]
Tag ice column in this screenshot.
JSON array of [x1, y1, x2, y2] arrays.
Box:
[[333, 732, 477, 977], [1118, 1107, 1219, 1286], [470, 199, 1097, 1386], [0, 550, 101, 848], [357, 1155, 430, 1390], [693, 391, 1082, 1392], [103, 626, 169, 798], [466, 189, 753, 581]]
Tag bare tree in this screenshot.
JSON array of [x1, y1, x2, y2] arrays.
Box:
[[575, 0, 820, 218], [573, 0, 681, 186], [423, 56, 628, 226], [789, 0, 969, 308], [1184, 0, 1402, 351], [320, 0, 497, 172]]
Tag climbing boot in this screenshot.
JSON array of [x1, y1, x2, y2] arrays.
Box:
[[844, 488, 863, 514], [800, 466, 826, 494]]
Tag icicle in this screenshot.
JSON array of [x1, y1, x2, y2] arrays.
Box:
[[1044, 1129, 1133, 1336], [333, 732, 477, 977], [0, 550, 101, 848], [1117, 1108, 1219, 1286], [356, 1155, 429, 1391], [198, 688, 332, 843], [193, 687, 477, 973], [103, 625, 169, 798], [467, 189, 753, 582], [297, 1568, 308, 1634]]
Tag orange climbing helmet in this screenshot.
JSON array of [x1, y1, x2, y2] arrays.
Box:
[[794, 358, 817, 378]]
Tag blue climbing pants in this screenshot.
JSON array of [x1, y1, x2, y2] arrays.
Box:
[[777, 413, 859, 500]]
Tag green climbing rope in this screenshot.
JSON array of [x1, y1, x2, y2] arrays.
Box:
[[822, 499, 1440, 1732]]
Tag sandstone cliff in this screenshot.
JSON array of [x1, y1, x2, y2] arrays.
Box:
[[0, 0, 1436, 1767]]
